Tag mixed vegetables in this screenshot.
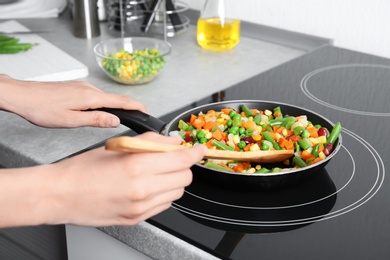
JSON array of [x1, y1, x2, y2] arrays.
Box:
[[172, 104, 342, 174], [0, 35, 37, 54], [101, 48, 166, 84]]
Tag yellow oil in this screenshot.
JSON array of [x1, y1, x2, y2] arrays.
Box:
[[197, 17, 240, 51]]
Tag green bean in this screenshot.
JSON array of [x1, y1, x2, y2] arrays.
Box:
[[326, 122, 342, 145], [241, 104, 254, 117], [262, 132, 281, 150], [178, 120, 189, 131], [253, 113, 261, 125], [293, 126, 305, 135], [0, 35, 14, 41], [293, 156, 308, 168], [271, 167, 282, 173], [204, 162, 233, 172], [0, 37, 18, 46], [298, 139, 311, 150], [311, 143, 320, 157], [270, 117, 295, 127], [255, 167, 271, 173], [212, 140, 235, 151]]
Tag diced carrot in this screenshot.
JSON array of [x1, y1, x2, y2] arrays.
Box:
[[203, 121, 216, 131], [205, 140, 214, 149], [221, 108, 232, 115], [192, 118, 205, 129], [279, 137, 294, 150], [189, 114, 197, 124], [233, 163, 251, 172], [288, 135, 302, 142], [309, 157, 322, 165], [301, 150, 314, 161], [244, 143, 253, 151], [212, 129, 223, 140], [307, 126, 319, 138], [206, 109, 216, 115], [244, 120, 257, 130], [185, 131, 192, 137]]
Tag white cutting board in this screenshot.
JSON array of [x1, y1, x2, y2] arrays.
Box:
[[0, 20, 88, 81]]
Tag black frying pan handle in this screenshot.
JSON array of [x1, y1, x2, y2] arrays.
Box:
[[96, 108, 166, 134]]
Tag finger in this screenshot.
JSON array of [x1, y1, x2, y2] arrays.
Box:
[[128, 144, 207, 175], [119, 202, 173, 226], [86, 91, 146, 113], [122, 187, 186, 221], [136, 132, 183, 145], [60, 110, 121, 128], [127, 168, 192, 202]]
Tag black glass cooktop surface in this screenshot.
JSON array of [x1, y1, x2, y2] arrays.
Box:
[[142, 46, 390, 259]]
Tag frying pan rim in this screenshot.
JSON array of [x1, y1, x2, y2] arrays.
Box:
[[164, 99, 343, 177]]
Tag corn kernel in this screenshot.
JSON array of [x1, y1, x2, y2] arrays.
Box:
[[252, 134, 261, 141], [282, 128, 288, 137], [247, 168, 256, 173], [217, 118, 225, 124], [319, 151, 326, 160], [308, 137, 318, 145], [221, 114, 230, 119], [250, 143, 260, 151], [318, 136, 327, 144], [264, 109, 272, 116], [255, 165, 261, 170], [233, 135, 240, 144], [205, 132, 213, 139], [185, 143, 193, 148]]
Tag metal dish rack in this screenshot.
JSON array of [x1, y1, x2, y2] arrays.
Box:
[[107, 0, 190, 38]]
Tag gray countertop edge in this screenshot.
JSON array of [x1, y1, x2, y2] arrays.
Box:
[[98, 222, 220, 260]]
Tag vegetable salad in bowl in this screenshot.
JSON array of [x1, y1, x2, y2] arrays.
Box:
[[171, 104, 342, 174], [94, 37, 170, 85]]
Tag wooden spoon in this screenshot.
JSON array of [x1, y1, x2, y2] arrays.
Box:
[[105, 136, 294, 163]]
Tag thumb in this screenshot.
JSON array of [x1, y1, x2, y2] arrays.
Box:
[[71, 111, 121, 128]]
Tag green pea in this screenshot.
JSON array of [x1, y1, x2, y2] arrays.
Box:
[[238, 140, 246, 149], [233, 114, 241, 121], [238, 127, 246, 135], [199, 137, 207, 144], [261, 142, 270, 151], [229, 126, 239, 135], [229, 110, 236, 118], [226, 120, 233, 127], [196, 131, 205, 139]]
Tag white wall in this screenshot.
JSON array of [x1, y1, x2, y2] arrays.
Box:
[[184, 0, 390, 59]]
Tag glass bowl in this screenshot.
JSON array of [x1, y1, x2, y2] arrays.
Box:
[[93, 37, 171, 85]]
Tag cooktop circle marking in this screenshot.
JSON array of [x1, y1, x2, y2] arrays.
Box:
[[300, 64, 390, 116], [172, 128, 385, 226]]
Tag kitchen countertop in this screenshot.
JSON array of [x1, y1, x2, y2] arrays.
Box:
[[0, 8, 331, 259]]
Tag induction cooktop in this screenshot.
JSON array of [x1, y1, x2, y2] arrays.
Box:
[[142, 46, 390, 260]]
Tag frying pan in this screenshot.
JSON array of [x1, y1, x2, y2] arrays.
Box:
[[99, 100, 342, 190]]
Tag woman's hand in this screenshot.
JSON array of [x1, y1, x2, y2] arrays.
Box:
[[41, 132, 206, 227], [0, 74, 145, 128]]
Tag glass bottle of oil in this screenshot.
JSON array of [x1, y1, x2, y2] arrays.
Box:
[[197, 0, 240, 51]]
